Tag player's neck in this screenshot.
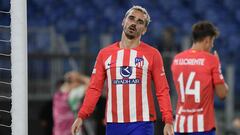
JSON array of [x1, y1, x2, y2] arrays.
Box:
[[191, 42, 208, 52], [120, 33, 141, 49]]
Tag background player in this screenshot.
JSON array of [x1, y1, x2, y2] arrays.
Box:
[[53, 71, 89, 135], [171, 21, 229, 135], [71, 5, 174, 135]]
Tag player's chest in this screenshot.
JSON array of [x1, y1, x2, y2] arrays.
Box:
[[103, 50, 152, 77]]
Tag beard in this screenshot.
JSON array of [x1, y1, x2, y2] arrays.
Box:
[[123, 25, 139, 40], [124, 30, 135, 39]]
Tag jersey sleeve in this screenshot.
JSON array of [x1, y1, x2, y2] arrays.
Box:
[[78, 50, 106, 119], [152, 50, 173, 124], [211, 56, 225, 85]]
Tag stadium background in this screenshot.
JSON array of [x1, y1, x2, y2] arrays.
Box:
[[0, 0, 240, 135]]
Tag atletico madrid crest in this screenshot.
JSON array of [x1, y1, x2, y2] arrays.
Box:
[[135, 57, 144, 68]]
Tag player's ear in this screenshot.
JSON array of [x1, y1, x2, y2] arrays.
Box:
[[206, 36, 212, 43], [141, 27, 147, 35], [122, 18, 125, 27], [203, 37, 209, 44]]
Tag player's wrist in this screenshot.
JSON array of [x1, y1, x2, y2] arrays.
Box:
[[165, 119, 173, 125], [78, 112, 87, 120]]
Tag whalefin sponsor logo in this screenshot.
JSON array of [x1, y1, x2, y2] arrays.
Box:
[[120, 66, 132, 78]]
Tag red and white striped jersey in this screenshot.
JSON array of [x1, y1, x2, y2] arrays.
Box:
[[171, 49, 225, 133], [78, 42, 173, 124]]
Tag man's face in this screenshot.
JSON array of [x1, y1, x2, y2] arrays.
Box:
[[122, 10, 148, 40]]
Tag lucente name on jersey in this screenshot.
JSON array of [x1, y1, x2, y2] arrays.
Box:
[[174, 58, 205, 66]]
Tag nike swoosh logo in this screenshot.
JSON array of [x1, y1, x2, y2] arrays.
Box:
[[107, 62, 115, 66]]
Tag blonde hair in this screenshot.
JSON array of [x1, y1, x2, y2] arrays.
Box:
[[124, 5, 151, 27]]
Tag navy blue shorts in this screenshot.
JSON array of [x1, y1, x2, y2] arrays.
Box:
[[175, 129, 215, 135], [106, 122, 154, 135]]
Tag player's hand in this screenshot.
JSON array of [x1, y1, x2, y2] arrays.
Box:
[[163, 123, 174, 135], [214, 50, 219, 60], [71, 117, 83, 135]]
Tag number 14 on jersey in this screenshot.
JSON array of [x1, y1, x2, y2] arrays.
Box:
[[177, 72, 200, 103]]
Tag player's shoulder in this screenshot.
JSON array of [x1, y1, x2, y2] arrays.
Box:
[[175, 49, 216, 59], [197, 51, 219, 62], [203, 51, 217, 59], [140, 41, 160, 54], [174, 49, 189, 58]]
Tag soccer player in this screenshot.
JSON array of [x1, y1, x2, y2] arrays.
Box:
[[71, 5, 174, 135], [171, 21, 229, 135]]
